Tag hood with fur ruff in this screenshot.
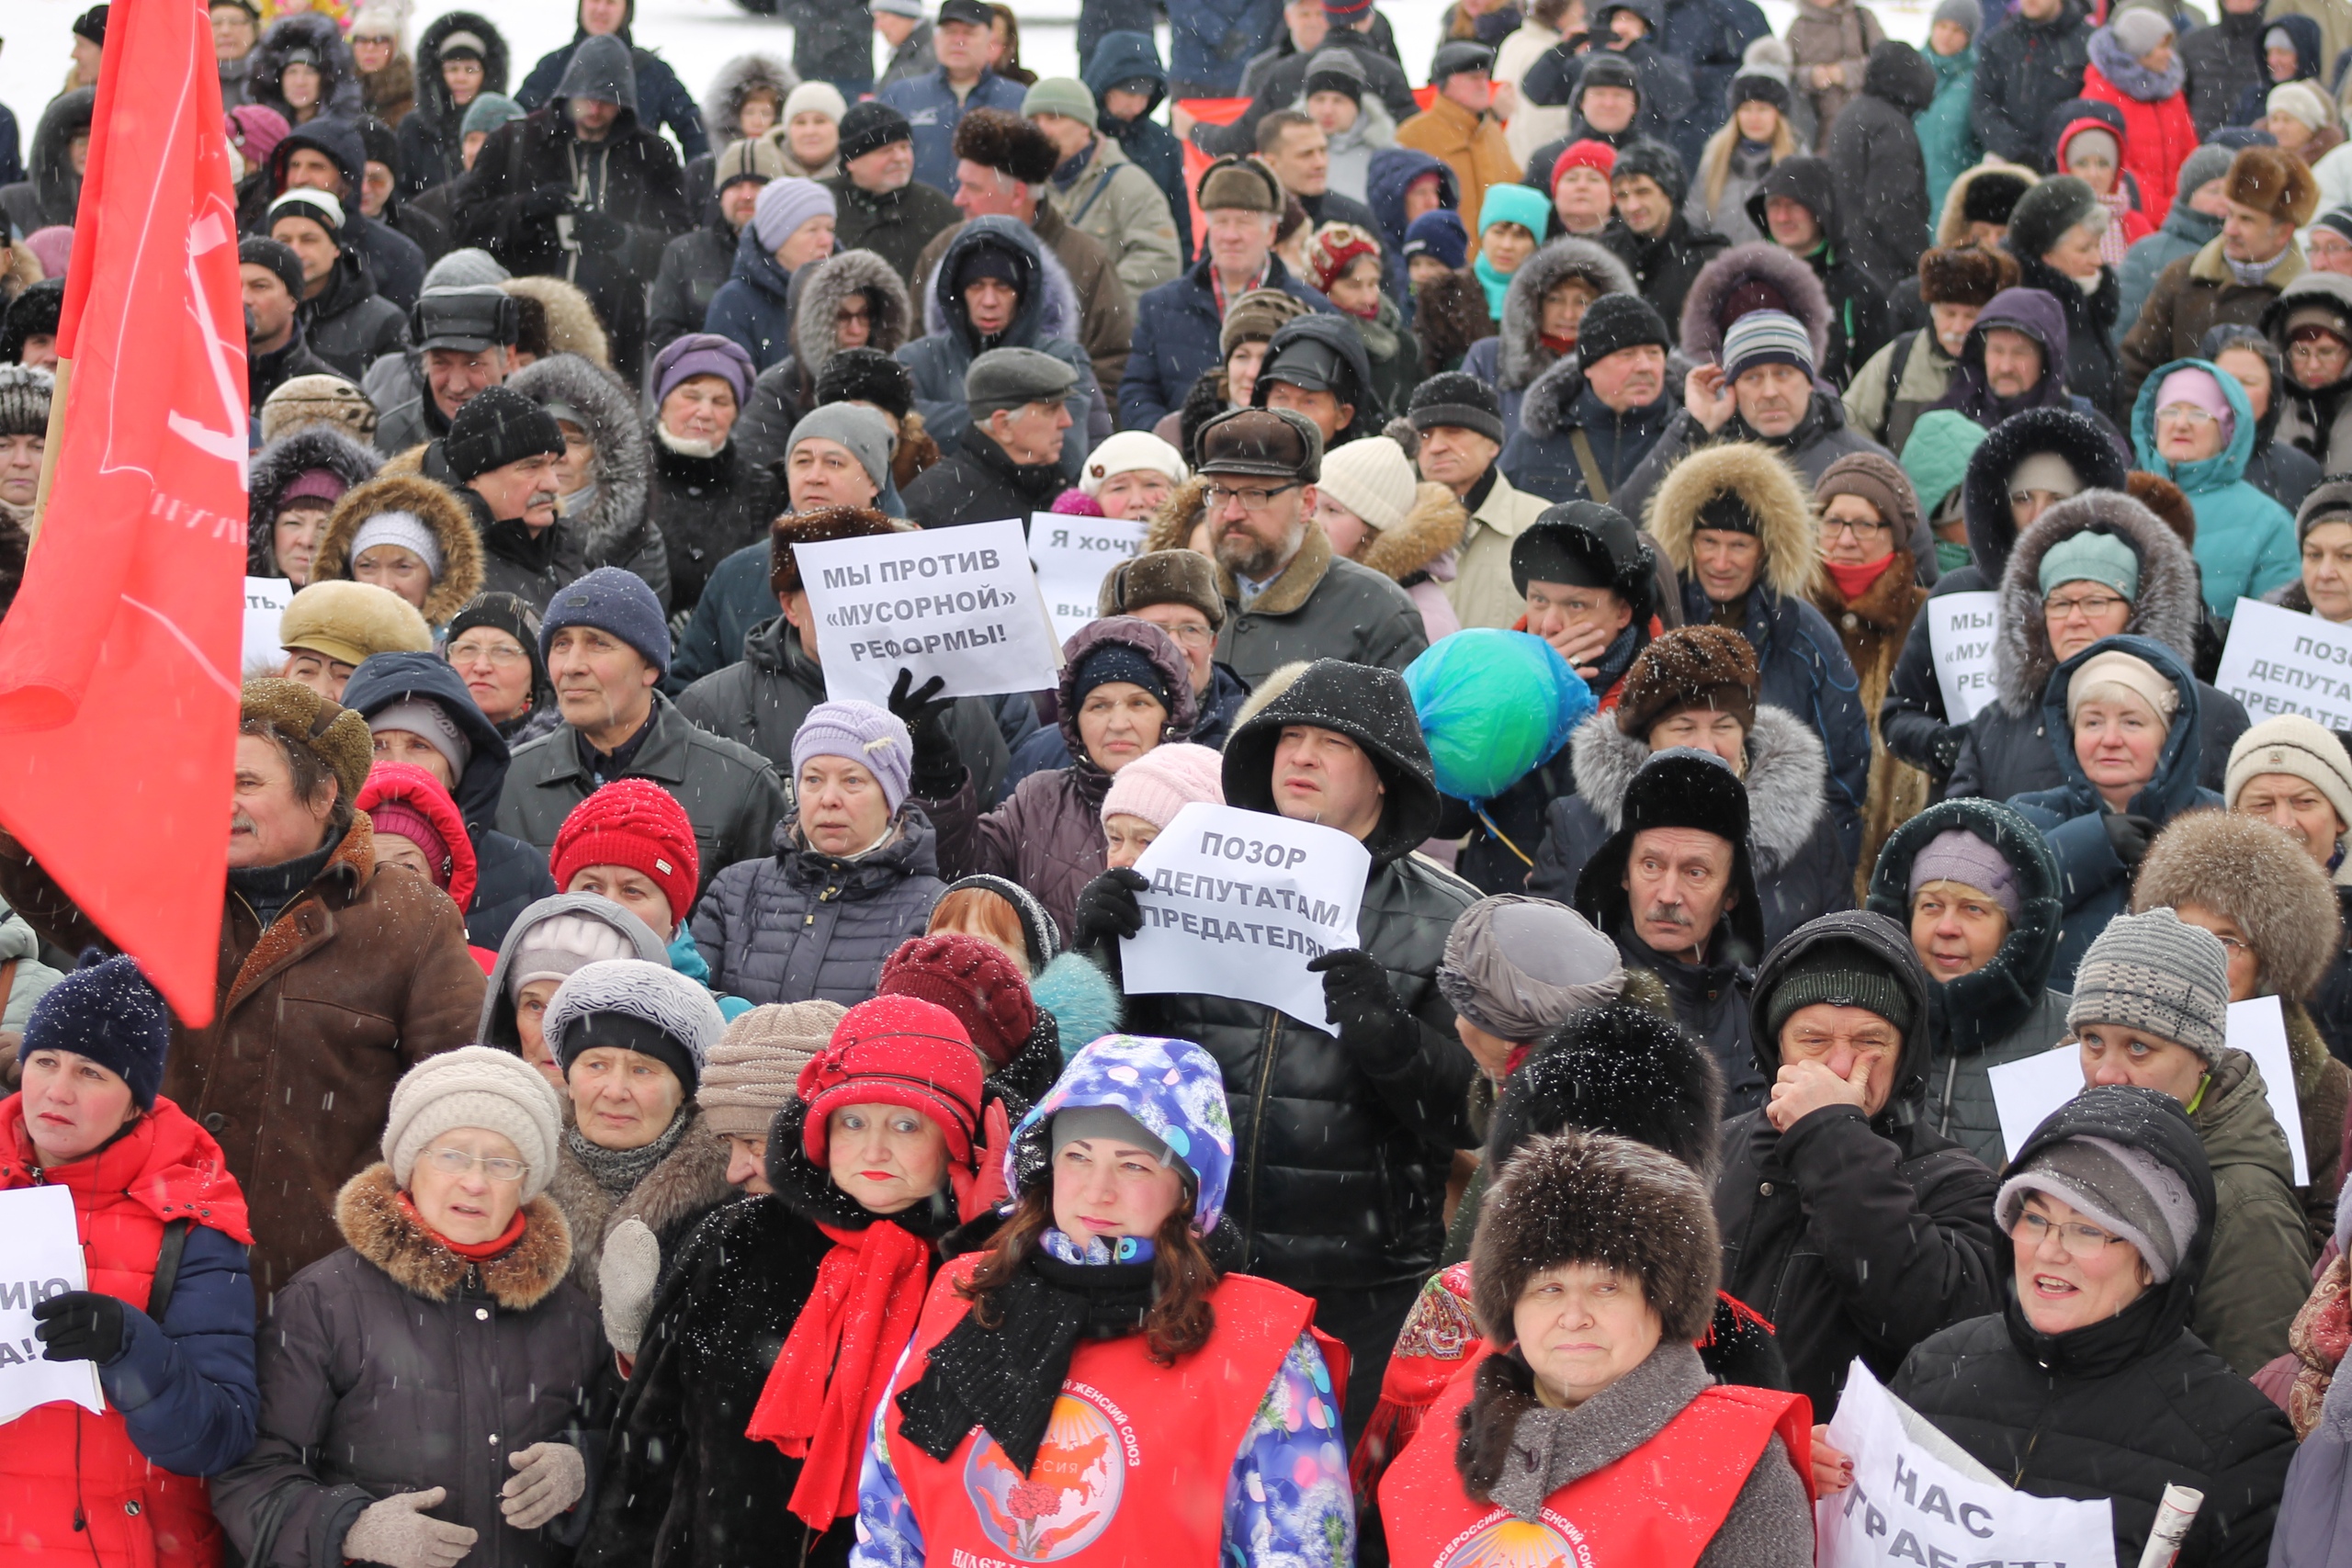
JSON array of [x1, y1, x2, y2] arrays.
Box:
[[1865, 796, 2065, 1049], [250, 15, 365, 125], [1960, 404, 2128, 586], [503, 276, 612, 370], [1567, 703, 1829, 875], [247, 425, 384, 576], [1645, 440, 1819, 601], [1935, 159, 2039, 248], [1356, 482, 1468, 583], [2132, 810, 2345, 1002], [701, 52, 797, 148], [1993, 487, 2199, 716], [921, 217, 1084, 354], [413, 12, 511, 130], [311, 472, 487, 626], [793, 249, 913, 381], [1676, 243, 1832, 368], [1496, 237, 1635, 390], [506, 353, 653, 569]]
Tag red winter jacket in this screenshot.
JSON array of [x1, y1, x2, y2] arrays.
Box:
[[2078, 63, 2199, 220]]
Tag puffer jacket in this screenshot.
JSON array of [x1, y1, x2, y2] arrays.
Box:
[[703, 225, 803, 372], [2190, 1047, 2318, 1376], [0, 901, 62, 1032], [920, 616, 1197, 942], [2078, 26, 2197, 221], [2120, 198, 2221, 347], [1529, 705, 1854, 953], [212, 1166, 604, 1568], [246, 426, 382, 579], [692, 807, 948, 1007], [509, 354, 671, 608], [1863, 798, 2070, 1168], [398, 12, 512, 197], [2131, 356, 2300, 617], [1499, 353, 1675, 505], [2007, 635, 2224, 987], [1948, 490, 2250, 803], [1714, 908, 2003, 1416], [1892, 1088, 2296, 1568], [1824, 40, 1939, 291], [1457, 238, 1635, 434]]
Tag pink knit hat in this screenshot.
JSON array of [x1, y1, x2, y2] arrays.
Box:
[[1100, 742, 1226, 830], [2154, 366, 2234, 443]]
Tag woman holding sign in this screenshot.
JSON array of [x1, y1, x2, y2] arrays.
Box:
[[0, 954, 259, 1568], [1820, 1086, 2296, 1568]]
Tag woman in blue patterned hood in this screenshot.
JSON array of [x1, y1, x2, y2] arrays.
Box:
[[853, 1033, 1357, 1568]]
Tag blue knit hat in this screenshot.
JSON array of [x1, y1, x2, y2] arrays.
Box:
[[1403, 209, 1469, 269], [540, 566, 672, 675], [24, 951, 173, 1111]]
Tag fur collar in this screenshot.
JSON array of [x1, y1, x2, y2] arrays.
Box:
[[2191, 235, 2306, 290], [502, 277, 612, 370], [700, 52, 796, 146], [1145, 476, 1340, 616], [1644, 440, 1818, 599], [226, 816, 378, 1009], [1359, 481, 1469, 581], [1498, 239, 1635, 390], [311, 472, 487, 625], [1568, 705, 1827, 870], [1994, 489, 2200, 715], [1936, 159, 2039, 249], [2088, 28, 2185, 100], [1678, 243, 1831, 368], [336, 1163, 572, 1311], [506, 352, 650, 566], [794, 248, 913, 379], [547, 1106, 735, 1293]]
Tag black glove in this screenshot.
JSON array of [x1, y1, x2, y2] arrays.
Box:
[[888, 668, 963, 795], [1070, 867, 1148, 956], [571, 208, 627, 250], [2103, 812, 2157, 868], [1306, 948, 1418, 1063], [1925, 724, 1963, 781], [33, 1291, 128, 1366], [520, 182, 575, 220]]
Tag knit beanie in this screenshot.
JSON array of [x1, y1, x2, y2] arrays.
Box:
[[348, 511, 443, 577], [651, 332, 755, 411], [1476, 182, 1552, 241], [2038, 529, 2141, 600], [540, 565, 672, 674], [508, 910, 643, 997], [784, 80, 850, 126], [1408, 372, 1506, 445], [1080, 430, 1188, 496], [227, 104, 290, 170], [1576, 292, 1671, 367], [2006, 175, 2105, 263], [444, 385, 563, 484], [1721, 308, 1815, 380], [698, 1000, 847, 1137], [1070, 639, 1170, 711], [1402, 209, 1469, 270], [1613, 625, 1759, 738], [1023, 76, 1096, 123], [791, 699, 914, 815], [1437, 896, 1626, 1043], [381, 1044, 564, 1201], [543, 958, 729, 1097], [752, 176, 836, 253], [1813, 453, 1919, 549], [2270, 81, 2334, 131], [1932, 0, 1982, 34], [550, 778, 701, 931], [877, 933, 1037, 1070], [461, 94, 525, 139], [367, 696, 472, 780], [2066, 648, 2177, 724], [269, 187, 345, 238], [2109, 6, 2170, 56], [1316, 435, 1419, 535], [798, 996, 986, 1165], [240, 676, 378, 807], [838, 101, 913, 164], [1100, 741, 1225, 829], [788, 402, 895, 491], [424, 246, 511, 289], [2068, 908, 2231, 1065], [1763, 936, 1915, 1041], [814, 347, 915, 420], [2227, 715, 2352, 832], [1220, 288, 1312, 357], [1996, 1133, 2199, 1281], [22, 952, 172, 1111], [1907, 828, 2023, 920], [262, 375, 379, 444], [2177, 143, 2236, 205], [1551, 139, 1617, 189], [239, 235, 306, 301]]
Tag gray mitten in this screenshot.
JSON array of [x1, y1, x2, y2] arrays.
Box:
[[599, 1216, 661, 1356], [341, 1488, 478, 1568], [501, 1441, 588, 1529]]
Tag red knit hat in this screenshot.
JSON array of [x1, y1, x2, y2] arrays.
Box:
[[798, 996, 985, 1167], [876, 934, 1037, 1069], [1552, 139, 1617, 192], [550, 778, 700, 929], [357, 761, 478, 911]]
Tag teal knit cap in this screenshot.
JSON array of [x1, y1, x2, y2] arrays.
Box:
[[1477, 182, 1553, 239], [1900, 409, 1987, 515], [2038, 529, 2141, 601]]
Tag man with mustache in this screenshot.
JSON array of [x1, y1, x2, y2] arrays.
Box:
[[426, 384, 580, 613]]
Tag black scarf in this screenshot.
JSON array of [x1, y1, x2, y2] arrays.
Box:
[[229, 837, 337, 929], [1585, 618, 1645, 697]]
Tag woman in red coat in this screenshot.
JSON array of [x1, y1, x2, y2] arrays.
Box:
[[0, 954, 259, 1568], [2079, 11, 2198, 222]]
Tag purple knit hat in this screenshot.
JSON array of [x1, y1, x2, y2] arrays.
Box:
[[792, 700, 914, 814], [652, 333, 756, 410], [1907, 828, 2022, 920]]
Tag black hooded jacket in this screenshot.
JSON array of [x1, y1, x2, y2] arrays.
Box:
[[1713, 909, 2003, 1415], [340, 652, 557, 950], [269, 118, 428, 312], [1824, 41, 1938, 292], [1971, 0, 2092, 161], [1742, 157, 1890, 385], [1084, 32, 1193, 265], [399, 12, 513, 197], [245, 426, 382, 578], [1892, 1089, 2296, 1568], [0, 89, 92, 236], [1250, 313, 1386, 432]]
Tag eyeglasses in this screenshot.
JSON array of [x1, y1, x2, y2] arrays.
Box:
[[420, 1146, 527, 1183], [2290, 340, 2349, 367], [2015, 1211, 2120, 1256], [1155, 623, 1216, 647], [448, 639, 529, 667], [2043, 591, 2127, 622], [1819, 517, 1891, 540], [2154, 403, 2220, 427], [1204, 481, 1301, 513]]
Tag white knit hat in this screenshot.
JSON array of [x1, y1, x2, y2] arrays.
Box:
[[2271, 82, 2335, 132], [783, 80, 850, 125], [1315, 435, 1417, 534], [509, 912, 642, 996], [1080, 430, 1188, 497], [349, 511, 444, 578], [2227, 715, 2352, 852], [382, 1045, 565, 1201]]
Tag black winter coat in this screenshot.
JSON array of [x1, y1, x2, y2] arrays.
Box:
[[399, 13, 513, 197], [1891, 1089, 2297, 1568], [1972, 1, 2092, 163], [2181, 6, 2267, 137], [514, 31, 707, 160], [2009, 247, 2121, 421], [1713, 910, 2002, 1416], [692, 809, 949, 1007], [900, 430, 1070, 529], [822, 174, 963, 288], [297, 252, 409, 380], [648, 434, 784, 616], [444, 468, 590, 613], [647, 219, 742, 366], [1499, 355, 1673, 506], [1600, 215, 1730, 335], [1825, 42, 1939, 292], [248, 323, 343, 414]]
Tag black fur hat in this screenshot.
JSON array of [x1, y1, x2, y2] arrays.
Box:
[[0, 278, 64, 367], [1470, 1129, 1721, 1345], [1960, 169, 2032, 226], [1610, 135, 1688, 209], [1487, 1004, 1724, 1179], [953, 107, 1059, 186], [815, 345, 915, 420], [1918, 244, 2018, 307]]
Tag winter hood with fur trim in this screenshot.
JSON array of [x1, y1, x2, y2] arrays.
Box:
[[792, 249, 913, 385], [1566, 705, 1830, 885], [918, 216, 1084, 355], [311, 472, 487, 626], [1645, 440, 1820, 602], [503, 276, 613, 370], [1356, 482, 1469, 586], [1494, 237, 1636, 390], [1960, 405, 2129, 588], [700, 52, 797, 149], [1677, 242, 1834, 368], [504, 352, 653, 572], [248, 15, 365, 127], [1993, 488, 2203, 716], [413, 11, 512, 130], [1935, 159, 2039, 249], [247, 425, 384, 577]]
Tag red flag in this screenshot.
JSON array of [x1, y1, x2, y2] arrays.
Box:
[[0, 0, 249, 1025]]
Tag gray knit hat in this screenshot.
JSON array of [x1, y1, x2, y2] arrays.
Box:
[[788, 402, 896, 491], [2067, 907, 2231, 1064], [966, 346, 1079, 420], [698, 1000, 846, 1137], [1437, 896, 1627, 1043], [1996, 1133, 2200, 1281], [543, 958, 729, 1096], [1931, 0, 1981, 34], [424, 246, 512, 290], [1906, 828, 2022, 920], [2177, 144, 2236, 207], [382, 1045, 566, 1201], [1721, 308, 1815, 380]]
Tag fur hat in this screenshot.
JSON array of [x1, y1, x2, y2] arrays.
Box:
[[23, 951, 173, 1111], [2124, 470, 2196, 547], [877, 933, 1037, 1070], [2132, 811, 2344, 1000], [1612, 625, 1758, 739], [261, 375, 379, 444], [2229, 145, 2320, 229], [543, 957, 728, 1097], [815, 345, 915, 421], [1919, 245, 2018, 308], [954, 107, 1059, 185], [771, 504, 899, 599], [1471, 1130, 1720, 1345], [381, 1044, 564, 1201], [0, 278, 62, 367], [1198, 154, 1283, 213], [1960, 168, 2033, 227], [0, 365, 53, 441], [241, 677, 377, 807], [698, 1000, 847, 1138], [1488, 1002, 1724, 1179], [1096, 547, 1225, 630]]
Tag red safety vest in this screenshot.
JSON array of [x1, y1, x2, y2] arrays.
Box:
[[882, 1257, 1325, 1568], [1378, 1350, 1813, 1568]]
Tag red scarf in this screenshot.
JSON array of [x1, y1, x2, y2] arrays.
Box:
[[396, 1191, 526, 1260], [1539, 332, 1577, 356], [1824, 553, 1896, 601], [746, 1220, 933, 1530]]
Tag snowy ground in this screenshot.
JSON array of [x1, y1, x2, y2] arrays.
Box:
[[3, 0, 1948, 172]]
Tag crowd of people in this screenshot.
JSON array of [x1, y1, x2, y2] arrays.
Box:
[[24, 0, 2352, 1560]]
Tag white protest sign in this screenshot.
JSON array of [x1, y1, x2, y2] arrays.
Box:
[[1987, 1000, 2308, 1183], [2214, 597, 2352, 730], [243, 575, 296, 677], [1121, 801, 1371, 1031], [1816, 1359, 2114, 1568], [1029, 513, 1148, 647], [0, 1186, 104, 1425], [794, 518, 1062, 707], [1927, 592, 2000, 725]]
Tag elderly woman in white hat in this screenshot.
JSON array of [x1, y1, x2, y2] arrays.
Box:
[[1078, 429, 1188, 520]]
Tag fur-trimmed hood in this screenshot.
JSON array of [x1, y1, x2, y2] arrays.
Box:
[[336, 1162, 571, 1310], [1496, 238, 1635, 390], [793, 249, 915, 383], [1645, 440, 1819, 601], [1935, 158, 2039, 249], [1567, 705, 1828, 874], [1357, 481, 1468, 583], [1055, 615, 1198, 781], [920, 217, 1083, 354], [250, 15, 364, 124], [413, 11, 510, 129], [1677, 242, 1832, 368], [1517, 348, 1691, 438], [312, 471, 488, 626], [2132, 810, 2345, 1002], [246, 425, 383, 576], [701, 52, 797, 149], [503, 276, 611, 370], [1994, 487, 2200, 716], [1749, 908, 1934, 1130], [507, 352, 652, 568], [477, 892, 668, 1049], [1960, 405, 2128, 587]]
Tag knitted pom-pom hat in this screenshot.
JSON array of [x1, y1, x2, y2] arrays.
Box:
[[549, 779, 699, 933], [798, 996, 986, 1166], [877, 934, 1037, 1069]]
